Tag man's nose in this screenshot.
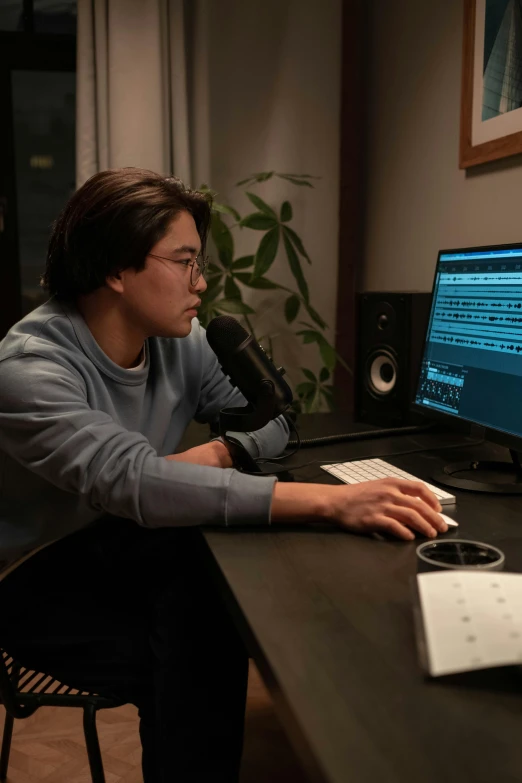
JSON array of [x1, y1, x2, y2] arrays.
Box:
[[194, 274, 207, 294]]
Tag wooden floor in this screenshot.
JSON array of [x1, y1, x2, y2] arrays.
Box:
[[0, 662, 308, 782]]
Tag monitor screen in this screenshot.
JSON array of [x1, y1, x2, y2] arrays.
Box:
[[415, 244, 522, 441]]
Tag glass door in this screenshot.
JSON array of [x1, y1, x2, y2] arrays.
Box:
[[12, 69, 76, 315], [0, 1, 76, 337]]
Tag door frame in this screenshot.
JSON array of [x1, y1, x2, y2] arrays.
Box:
[[334, 0, 368, 412]]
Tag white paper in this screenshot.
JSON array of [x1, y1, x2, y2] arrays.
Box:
[[417, 571, 522, 676]]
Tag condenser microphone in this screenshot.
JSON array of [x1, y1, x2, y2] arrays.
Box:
[[206, 315, 293, 434]]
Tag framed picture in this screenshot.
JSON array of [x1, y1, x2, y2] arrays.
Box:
[[460, 0, 522, 168]]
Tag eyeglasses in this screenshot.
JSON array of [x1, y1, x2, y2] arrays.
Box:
[[147, 252, 210, 286]]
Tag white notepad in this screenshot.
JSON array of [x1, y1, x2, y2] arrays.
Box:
[[416, 571, 522, 676]]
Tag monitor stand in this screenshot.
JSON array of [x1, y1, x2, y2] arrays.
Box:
[[432, 449, 522, 494]]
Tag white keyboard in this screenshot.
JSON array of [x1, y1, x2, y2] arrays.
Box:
[[321, 458, 456, 505]]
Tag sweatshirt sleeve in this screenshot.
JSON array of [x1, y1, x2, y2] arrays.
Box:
[[0, 356, 276, 528], [193, 321, 290, 460]]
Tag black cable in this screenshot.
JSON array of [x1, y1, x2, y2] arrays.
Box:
[[286, 422, 434, 449], [253, 436, 487, 476], [316, 437, 486, 466], [255, 413, 302, 464]]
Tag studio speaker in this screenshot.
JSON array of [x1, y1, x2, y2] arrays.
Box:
[[356, 292, 432, 426]]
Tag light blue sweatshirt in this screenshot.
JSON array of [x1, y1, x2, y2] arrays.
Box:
[[0, 298, 289, 572]]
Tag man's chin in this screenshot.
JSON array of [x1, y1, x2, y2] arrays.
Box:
[[150, 313, 197, 339], [170, 314, 197, 338]]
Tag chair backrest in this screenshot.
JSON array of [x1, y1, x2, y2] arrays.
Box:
[[0, 647, 124, 715], [0, 650, 34, 719]]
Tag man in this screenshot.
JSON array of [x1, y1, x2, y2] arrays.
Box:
[[0, 168, 447, 782]]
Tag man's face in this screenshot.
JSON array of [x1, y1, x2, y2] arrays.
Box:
[[116, 210, 207, 338]]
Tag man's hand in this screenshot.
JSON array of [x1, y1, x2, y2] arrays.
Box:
[[271, 478, 448, 541], [164, 441, 233, 469]]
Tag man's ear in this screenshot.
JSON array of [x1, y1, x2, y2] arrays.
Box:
[[106, 269, 124, 294]]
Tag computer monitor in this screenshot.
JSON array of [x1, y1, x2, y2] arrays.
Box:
[[413, 242, 522, 494]]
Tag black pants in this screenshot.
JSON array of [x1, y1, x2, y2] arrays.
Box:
[[0, 517, 249, 782]]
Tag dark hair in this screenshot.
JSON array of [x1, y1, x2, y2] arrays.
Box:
[[40, 167, 212, 300]]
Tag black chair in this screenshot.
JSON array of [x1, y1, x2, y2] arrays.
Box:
[[0, 648, 125, 783]]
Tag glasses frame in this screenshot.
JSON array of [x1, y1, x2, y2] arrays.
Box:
[[147, 252, 210, 286]]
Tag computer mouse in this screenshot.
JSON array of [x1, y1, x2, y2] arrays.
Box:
[[372, 512, 458, 542], [440, 513, 458, 528]]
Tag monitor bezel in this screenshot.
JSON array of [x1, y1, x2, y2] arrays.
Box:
[[410, 240, 522, 454]]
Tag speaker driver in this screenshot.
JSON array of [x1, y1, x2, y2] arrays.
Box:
[[366, 350, 398, 396]]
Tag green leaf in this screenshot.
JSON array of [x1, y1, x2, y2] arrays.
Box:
[[301, 368, 317, 382], [239, 212, 278, 231], [278, 174, 314, 188], [320, 386, 336, 410], [202, 283, 223, 304], [237, 171, 274, 186], [303, 300, 327, 329], [307, 387, 322, 413], [284, 294, 300, 323], [280, 173, 320, 180], [283, 231, 309, 302], [205, 274, 224, 296], [296, 381, 316, 397], [280, 201, 292, 222], [296, 380, 321, 412], [199, 301, 224, 328], [235, 273, 280, 289], [296, 329, 319, 345], [283, 226, 311, 264], [212, 202, 241, 222], [207, 262, 222, 275], [246, 192, 278, 219], [216, 299, 255, 315], [297, 326, 353, 376], [318, 337, 336, 372], [253, 226, 280, 278], [211, 213, 234, 267], [319, 366, 330, 382], [231, 255, 255, 270], [224, 276, 241, 299]]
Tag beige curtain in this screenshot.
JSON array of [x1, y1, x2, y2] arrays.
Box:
[[76, 0, 209, 187]]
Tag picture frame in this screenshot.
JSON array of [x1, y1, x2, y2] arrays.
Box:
[[460, 0, 522, 168]]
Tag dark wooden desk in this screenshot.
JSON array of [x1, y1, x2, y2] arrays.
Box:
[[202, 415, 522, 783]]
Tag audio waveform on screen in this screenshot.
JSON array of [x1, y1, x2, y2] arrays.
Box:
[[435, 311, 522, 323], [428, 271, 522, 356], [446, 273, 522, 284]]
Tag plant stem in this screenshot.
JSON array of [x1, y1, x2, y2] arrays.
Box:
[[243, 314, 258, 342]]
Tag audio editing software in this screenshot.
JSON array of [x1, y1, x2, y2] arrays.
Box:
[[415, 246, 522, 439], [417, 364, 464, 414]]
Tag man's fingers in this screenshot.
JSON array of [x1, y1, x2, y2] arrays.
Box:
[[391, 493, 448, 533], [395, 479, 442, 511], [388, 506, 440, 538], [375, 516, 415, 541]]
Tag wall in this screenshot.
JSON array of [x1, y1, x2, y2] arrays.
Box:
[[364, 0, 522, 292], [204, 0, 342, 378]]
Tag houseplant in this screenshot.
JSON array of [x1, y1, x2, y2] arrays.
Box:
[[198, 171, 350, 413]]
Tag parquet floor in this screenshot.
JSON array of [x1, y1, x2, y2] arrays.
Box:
[[0, 662, 308, 782]]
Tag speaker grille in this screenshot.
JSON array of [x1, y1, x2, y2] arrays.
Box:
[[356, 292, 431, 425]]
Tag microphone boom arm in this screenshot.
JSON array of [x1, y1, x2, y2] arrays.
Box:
[[218, 380, 283, 435]]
